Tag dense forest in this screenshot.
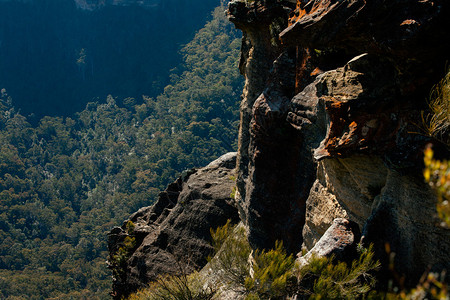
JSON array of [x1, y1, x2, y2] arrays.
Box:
[[0, 4, 243, 298], [0, 0, 218, 119]]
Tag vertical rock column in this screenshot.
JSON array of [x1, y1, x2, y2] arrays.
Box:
[[229, 0, 314, 254], [245, 52, 308, 254], [227, 0, 286, 220]]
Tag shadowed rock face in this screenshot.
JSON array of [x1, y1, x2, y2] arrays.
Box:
[[227, 0, 296, 222], [281, 0, 450, 100], [107, 153, 239, 299], [228, 0, 450, 286]]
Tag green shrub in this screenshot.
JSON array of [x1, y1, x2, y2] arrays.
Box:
[[210, 222, 294, 298], [209, 221, 252, 289], [128, 271, 215, 300], [209, 223, 379, 300], [295, 244, 380, 299], [421, 70, 450, 146], [244, 241, 295, 300], [109, 221, 137, 283]]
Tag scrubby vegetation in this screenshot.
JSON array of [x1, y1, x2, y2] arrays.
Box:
[[130, 222, 449, 300], [0, 4, 242, 298], [109, 221, 137, 287], [128, 271, 216, 300], [424, 147, 450, 227], [295, 246, 379, 299], [129, 222, 381, 300], [422, 69, 450, 228], [421, 70, 450, 147], [213, 224, 379, 300], [244, 241, 295, 300], [209, 221, 252, 291]]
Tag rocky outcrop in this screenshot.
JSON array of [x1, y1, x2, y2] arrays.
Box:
[[108, 0, 450, 295], [228, 0, 295, 221], [298, 218, 361, 268], [229, 0, 316, 255], [228, 0, 450, 287], [107, 153, 239, 298]]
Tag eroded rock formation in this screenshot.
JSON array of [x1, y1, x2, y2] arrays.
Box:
[[108, 153, 239, 298], [108, 0, 450, 296], [228, 0, 450, 287], [297, 218, 361, 268]]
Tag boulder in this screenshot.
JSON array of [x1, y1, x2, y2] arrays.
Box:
[[107, 152, 240, 299], [297, 218, 361, 268]]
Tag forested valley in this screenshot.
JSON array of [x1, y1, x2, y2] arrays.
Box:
[[0, 3, 242, 298]]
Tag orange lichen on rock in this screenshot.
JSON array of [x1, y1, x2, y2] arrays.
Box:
[[400, 19, 420, 26], [321, 98, 349, 155], [295, 48, 313, 94], [288, 0, 308, 25], [288, 0, 343, 25], [310, 67, 324, 76]]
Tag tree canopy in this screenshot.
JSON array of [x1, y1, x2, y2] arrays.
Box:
[[0, 4, 242, 298]]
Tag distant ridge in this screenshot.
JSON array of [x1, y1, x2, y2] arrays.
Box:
[[0, 0, 219, 118], [74, 0, 161, 10]]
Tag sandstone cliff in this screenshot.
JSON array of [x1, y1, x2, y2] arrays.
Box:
[[108, 0, 449, 297], [228, 0, 449, 284]]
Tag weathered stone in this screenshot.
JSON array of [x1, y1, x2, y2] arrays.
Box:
[[281, 0, 450, 100], [290, 53, 418, 160], [107, 153, 240, 299], [362, 170, 450, 285], [228, 0, 294, 225], [292, 53, 450, 284], [244, 50, 314, 254], [301, 155, 388, 251], [302, 178, 348, 250], [297, 218, 361, 268], [228, 0, 450, 288], [289, 54, 393, 249]]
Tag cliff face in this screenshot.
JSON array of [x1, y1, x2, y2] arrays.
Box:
[[108, 0, 450, 297], [229, 0, 450, 285]]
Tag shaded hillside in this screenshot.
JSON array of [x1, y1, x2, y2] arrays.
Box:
[[0, 0, 218, 119]]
